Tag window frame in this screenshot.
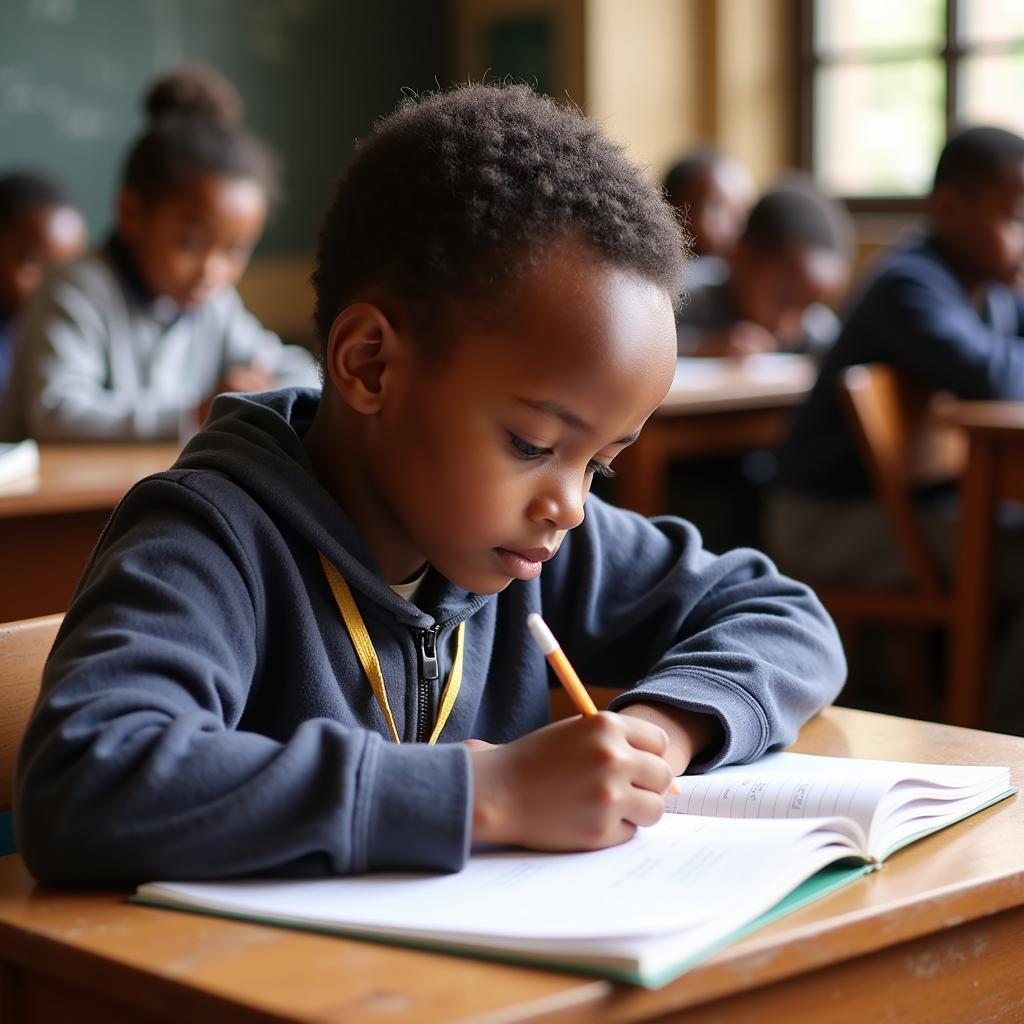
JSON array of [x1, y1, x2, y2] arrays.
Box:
[[799, 0, 1024, 212]]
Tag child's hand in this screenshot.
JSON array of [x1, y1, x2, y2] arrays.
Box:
[[468, 712, 674, 852]]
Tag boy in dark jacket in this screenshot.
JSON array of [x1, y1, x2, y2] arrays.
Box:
[[16, 85, 845, 885]]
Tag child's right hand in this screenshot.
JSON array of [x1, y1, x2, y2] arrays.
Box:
[[467, 712, 674, 852]]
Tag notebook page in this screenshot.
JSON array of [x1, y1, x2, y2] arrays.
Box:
[[139, 813, 864, 943], [667, 752, 896, 834]]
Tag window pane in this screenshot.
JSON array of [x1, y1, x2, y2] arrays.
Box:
[[960, 54, 1024, 134], [814, 60, 945, 195], [814, 0, 944, 54], [959, 0, 1024, 45]]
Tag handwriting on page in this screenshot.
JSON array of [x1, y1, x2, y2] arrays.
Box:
[[668, 771, 884, 829]]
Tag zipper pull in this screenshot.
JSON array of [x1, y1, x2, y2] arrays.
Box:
[[419, 627, 439, 682]]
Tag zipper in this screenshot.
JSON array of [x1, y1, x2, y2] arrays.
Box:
[[415, 625, 441, 742]]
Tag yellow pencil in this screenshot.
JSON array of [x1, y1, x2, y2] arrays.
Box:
[[526, 612, 680, 795], [526, 612, 598, 715]]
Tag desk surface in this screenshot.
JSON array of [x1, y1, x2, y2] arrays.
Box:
[[609, 355, 814, 515], [1, 706, 1021, 1024], [0, 443, 180, 518], [658, 354, 815, 415]]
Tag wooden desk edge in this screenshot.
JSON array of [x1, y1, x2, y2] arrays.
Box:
[[1, 707, 1022, 1024]]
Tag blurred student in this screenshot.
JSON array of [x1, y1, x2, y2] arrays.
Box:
[[664, 148, 754, 289], [0, 172, 86, 400], [766, 126, 1024, 730], [675, 178, 852, 359], [0, 65, 317, 443]]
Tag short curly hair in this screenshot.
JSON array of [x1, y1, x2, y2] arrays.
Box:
[[312, 83, 687, 357]]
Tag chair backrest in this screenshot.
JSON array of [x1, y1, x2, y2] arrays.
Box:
[[838, 364, 965, 598], [0, 614, 62, 813]]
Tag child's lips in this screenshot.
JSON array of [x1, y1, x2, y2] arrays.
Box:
[[495, 546, 555, 581]]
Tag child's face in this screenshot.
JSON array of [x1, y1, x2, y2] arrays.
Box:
[[935, 164, 1024, 289], [677, 163, 753, 260], [0, 203, 86, 315], [732, 242, 847, 345], [360, 243, 677, 594], [119, 174, 266, 309]]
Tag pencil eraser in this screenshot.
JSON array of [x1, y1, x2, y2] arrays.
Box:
[[526, 612, 558, 655]]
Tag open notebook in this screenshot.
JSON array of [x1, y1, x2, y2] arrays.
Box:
[[135, 751, 1015, 989]]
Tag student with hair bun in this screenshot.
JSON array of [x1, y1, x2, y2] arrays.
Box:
[[0, 65, 317, 442]]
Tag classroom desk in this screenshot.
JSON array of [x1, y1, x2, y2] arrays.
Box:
[[0, 706, 1020, 1024], [609, 353, 815, 516], [0, 444, 179, 622], [945, 402, 1024, 728]]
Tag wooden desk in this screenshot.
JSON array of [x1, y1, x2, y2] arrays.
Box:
[[946, 402, 1024, 727], [1, 707, 1020, 1023], [610, 354, 814, 515], [0, 445, 179, 621]]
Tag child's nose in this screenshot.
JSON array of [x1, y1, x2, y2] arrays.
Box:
[[527, 474, 586, 531]]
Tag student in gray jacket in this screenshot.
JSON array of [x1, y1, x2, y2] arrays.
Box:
[[0, 66, 317, 443], [15, 84, 845, 886]]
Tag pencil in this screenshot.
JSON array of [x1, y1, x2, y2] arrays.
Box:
[[526, 612, 598, 715], [526, 612, 680, 795]]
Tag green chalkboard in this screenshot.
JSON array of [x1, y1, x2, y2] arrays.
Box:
[[0, 0, 449, 254]]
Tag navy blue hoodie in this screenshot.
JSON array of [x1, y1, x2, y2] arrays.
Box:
[[15, 388, 845, 885]]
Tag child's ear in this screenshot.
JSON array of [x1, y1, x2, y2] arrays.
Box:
[[324, 303, 408, 414]]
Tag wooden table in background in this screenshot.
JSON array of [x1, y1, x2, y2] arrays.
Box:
[[0, 706, 1021, 1023], [0, 444, 179, 621], [610, 354, 815, 515], [945, 402, 1024, 727]]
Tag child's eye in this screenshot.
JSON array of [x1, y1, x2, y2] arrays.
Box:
[[508, 432, 549, 459], [588, 461, 617, 479]]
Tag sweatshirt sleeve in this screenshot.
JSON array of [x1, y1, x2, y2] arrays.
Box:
[[540, 498, 846, 772], [19, 272, 185, 441], [14, 478, 471, 886], [872, 268, 1024, 399], [218, 289, 321, 388]]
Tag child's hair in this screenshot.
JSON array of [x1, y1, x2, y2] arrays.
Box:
[[742, 176, 852, 260], [933, 125, 1024, 195], [662, 147, 723, 205], [122, 65, 278, 204], [0, 171, 77, 230], [312, 83, 687, 357]]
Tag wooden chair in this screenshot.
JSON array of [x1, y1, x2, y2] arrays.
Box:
[[813, 364, 965, 718], [0, 615, 61, 840]]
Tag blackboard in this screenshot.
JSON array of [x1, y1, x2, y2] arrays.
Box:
[[0, 0, 449, 254]]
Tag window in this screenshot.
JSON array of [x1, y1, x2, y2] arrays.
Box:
[[801, 0, 1024, 206]]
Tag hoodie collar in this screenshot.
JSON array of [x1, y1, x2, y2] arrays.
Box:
[[173, 388, 492, 629]]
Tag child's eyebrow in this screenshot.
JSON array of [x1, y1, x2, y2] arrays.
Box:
[[518, 398, 642, 446]]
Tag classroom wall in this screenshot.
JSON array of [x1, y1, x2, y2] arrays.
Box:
[[1, 0, 450, 344], [452, 0, 798, 188]]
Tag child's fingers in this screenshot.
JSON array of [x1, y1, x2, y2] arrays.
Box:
[[622, 787, 667, 829], [608, 711, 669, 756], [629, 751, 676, 796]]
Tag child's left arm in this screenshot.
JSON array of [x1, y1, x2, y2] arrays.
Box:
[[539, 496, 846, 774], [217, 289, 320, 389]]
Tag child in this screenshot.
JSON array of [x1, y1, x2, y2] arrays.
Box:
[[0, 171, 86, 399], [663, 148, 754, 289], [0, 66, 317, 443], [675, 178, 851, 358], [15, 84, 845, 886], [766, 126, 1024, 728]]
